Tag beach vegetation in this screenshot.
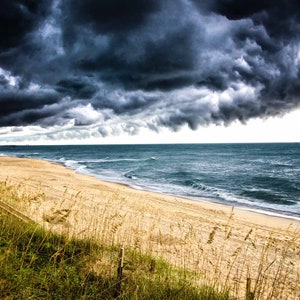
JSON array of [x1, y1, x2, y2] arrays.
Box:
[[0, 180, 299, 299], [0, 211, 231, 299]]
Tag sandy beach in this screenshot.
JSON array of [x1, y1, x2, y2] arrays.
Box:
[[1, 156, 300, 299]]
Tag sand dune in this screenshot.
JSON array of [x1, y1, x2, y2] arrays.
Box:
[[1, 156, 299, 299]]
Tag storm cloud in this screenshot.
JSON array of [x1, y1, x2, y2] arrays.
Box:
[[0, 0, 300, 142]]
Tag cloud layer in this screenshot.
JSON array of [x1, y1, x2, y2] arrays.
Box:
[[0, 0, 300, 142]]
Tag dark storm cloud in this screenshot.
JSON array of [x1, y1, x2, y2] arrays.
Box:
[[0, 88, 60, 126], [0, 0, 300, 140], [197, 0, 300, 38], [55, 77, 98, 99], [63, 0, 161, 33], [62, 0, 199, 91], [0, 0, 48, 51]]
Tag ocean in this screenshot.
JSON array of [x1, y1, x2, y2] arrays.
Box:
[[1, 143, 299, 219]]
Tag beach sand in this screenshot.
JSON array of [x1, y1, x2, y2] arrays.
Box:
[[1, 156, 299, 298]]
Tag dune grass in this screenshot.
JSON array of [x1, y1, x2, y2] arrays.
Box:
[[1, 179, 300, 299], [0, 211, 231, 299]]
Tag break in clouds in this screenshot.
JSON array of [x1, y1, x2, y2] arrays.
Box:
[[0, 0, 300, 142]]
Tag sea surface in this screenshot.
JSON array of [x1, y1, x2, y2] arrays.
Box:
[[1, 143, 299, 219]]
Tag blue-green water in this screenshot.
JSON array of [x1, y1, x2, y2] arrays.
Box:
[[1, 143, 299, 218]]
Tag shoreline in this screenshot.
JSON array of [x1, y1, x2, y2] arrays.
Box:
[[58, 157, 300, 223], [1, 153, 299, 224], [1, 144, 299, 222], [95, 175, 300, 223], [1, 155, 299, 230]]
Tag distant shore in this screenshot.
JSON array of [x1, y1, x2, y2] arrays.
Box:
[[1, 156, 300, 298]]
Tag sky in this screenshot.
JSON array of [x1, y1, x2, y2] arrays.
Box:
[[0, 0, 300, 145]]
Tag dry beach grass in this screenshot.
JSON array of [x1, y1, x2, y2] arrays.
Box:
[[0, 156, 299, 299]]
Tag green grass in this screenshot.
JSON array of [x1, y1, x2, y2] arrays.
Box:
[[0, 211, 231, 300]]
